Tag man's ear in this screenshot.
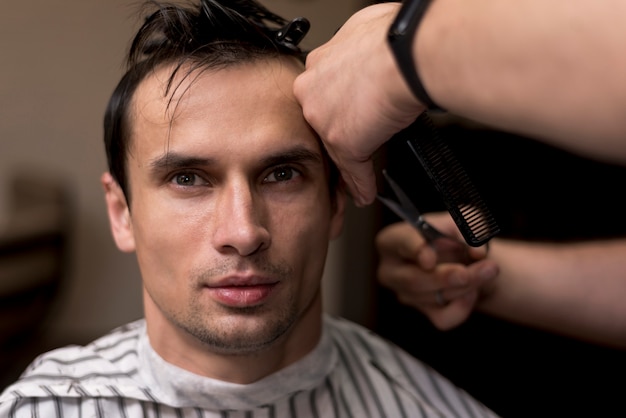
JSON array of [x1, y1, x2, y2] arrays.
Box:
[[101, 172, 135, 253]]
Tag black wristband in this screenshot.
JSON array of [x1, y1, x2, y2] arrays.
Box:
[[388, 0, 443, 111]]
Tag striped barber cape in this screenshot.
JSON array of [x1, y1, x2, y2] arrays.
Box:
[[0, 314, 499, 417]]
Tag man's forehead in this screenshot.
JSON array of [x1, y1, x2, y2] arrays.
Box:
[[131, 58, 303, 122], [126, 58, 318, 161]]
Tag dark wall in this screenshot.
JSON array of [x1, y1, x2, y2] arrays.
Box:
[[373, 114, 626, 417]]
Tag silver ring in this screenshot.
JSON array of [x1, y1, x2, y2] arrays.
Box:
[[435, 290, 448, 306]]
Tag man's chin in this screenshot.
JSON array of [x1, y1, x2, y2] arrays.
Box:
[[190, 315, 295, 354]]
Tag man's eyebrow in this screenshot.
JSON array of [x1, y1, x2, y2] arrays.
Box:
[[147, 147, 323, 175], [149, 153, 216, 174], [260, 147, 323, 167]]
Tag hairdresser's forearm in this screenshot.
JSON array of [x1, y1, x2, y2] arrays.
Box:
[[477, 238, 626, 349], [418, 0, 626, 162]]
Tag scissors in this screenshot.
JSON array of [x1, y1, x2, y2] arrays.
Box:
[[376, 169, 473, 265]]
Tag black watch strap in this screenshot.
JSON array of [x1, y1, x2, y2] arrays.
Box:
[[388, 0, 443, 111]]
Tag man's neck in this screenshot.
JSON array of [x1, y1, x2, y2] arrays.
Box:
[[144, 296, 323, 384]]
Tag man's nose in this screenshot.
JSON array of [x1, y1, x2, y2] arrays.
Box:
[[212, 182, 271, 256]]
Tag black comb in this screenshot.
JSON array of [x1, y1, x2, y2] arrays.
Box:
[[393, 112, 500, 247]]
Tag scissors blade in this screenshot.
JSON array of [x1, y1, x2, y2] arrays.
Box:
[[378, 170, 475, 264], [376, 194, 420, 228], [377, 193, 473, 263], [380, 169, 425, 225]]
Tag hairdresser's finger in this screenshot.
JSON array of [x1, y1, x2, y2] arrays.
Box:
[[377, 222, 437, 270], [422, 290, 480, 330], [333, 155, 377, 207]]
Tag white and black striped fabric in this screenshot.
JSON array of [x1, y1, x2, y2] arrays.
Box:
[[0, 315, 500, 417]]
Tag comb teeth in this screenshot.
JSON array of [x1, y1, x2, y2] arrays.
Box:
[[402, 112, 500, 246]]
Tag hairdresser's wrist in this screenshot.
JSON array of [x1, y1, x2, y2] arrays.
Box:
[[388, 0, 446, 111], [385, 57, 428, 129], [383, 7, 427, 117], [385, 45, 426, 111], [404, 0, 452, 113]]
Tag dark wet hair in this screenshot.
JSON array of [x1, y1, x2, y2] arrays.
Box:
[[103, 0, 338, 202]]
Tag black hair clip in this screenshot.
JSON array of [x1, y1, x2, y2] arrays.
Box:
[[274, 17, 310, 51]]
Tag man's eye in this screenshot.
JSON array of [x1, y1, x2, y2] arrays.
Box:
[[171, 172, 206, 186], [265, 166, 300, 183]]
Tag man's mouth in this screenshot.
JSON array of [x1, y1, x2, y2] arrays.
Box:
[[206, 276, 279, 307]]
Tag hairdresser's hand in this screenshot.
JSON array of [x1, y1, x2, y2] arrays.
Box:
[[294, 2, 424, 207], [376, 214, 498, 330]]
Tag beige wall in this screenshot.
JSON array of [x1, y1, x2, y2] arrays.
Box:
[[0, 0, 376, 344]]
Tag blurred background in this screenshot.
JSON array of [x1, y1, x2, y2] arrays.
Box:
[[1, 1, 625, 417]]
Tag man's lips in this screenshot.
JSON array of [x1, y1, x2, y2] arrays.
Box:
[[206, 276, 279, 307]]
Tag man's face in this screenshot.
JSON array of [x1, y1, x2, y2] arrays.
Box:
[[104, 58, 344, 356]]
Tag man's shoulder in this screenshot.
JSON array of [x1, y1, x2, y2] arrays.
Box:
[[324, 314, 394, 346], [0, 319, 147, 406], [323, 315, 500, 417], [323, 314, 432, 379], [27, 318, 145, 372], [323, 314, 409, 360]]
